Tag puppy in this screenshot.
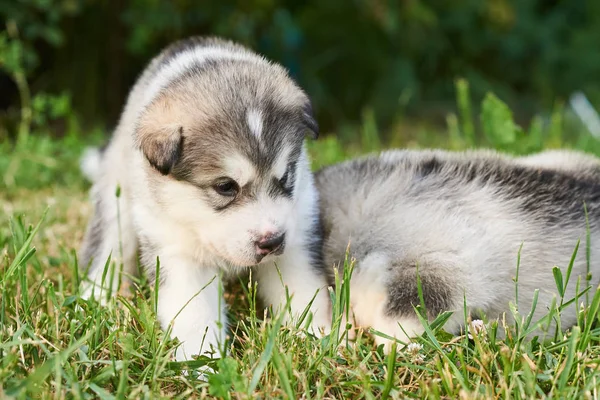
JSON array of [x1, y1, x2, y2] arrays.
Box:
[[316, 149, 600, 351], [79, 37, 331, 361]]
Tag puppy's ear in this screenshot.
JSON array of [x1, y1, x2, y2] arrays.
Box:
[[136, 96, 186, 175], [136, 123, 183, 175], [302, 101, 319, 139]]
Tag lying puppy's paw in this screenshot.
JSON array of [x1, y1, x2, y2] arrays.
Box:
[[181, 363, 216, 382]]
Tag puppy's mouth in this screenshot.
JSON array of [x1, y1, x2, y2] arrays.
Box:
[[254, 242, 286, 264]]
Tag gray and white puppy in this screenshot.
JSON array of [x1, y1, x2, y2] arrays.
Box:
[[79, 37, 331, 361], [316, 149, 600, 351]]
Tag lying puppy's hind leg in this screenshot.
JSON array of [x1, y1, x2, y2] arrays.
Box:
[[351, 252, 463, 353]]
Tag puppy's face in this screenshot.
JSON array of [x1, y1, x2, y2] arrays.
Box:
[[136, 63, 318, 267], [177, 142, 306, 267]]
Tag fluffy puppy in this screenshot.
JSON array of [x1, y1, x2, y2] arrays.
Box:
[[79, 37, 331, 361], [316, 149, 600, 350]]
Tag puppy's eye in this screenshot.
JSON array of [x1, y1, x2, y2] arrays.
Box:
[[213, 179, 239, 197], [279, 161, 296, 187], [279, 170, 289, 187]]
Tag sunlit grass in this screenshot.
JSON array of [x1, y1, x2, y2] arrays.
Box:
[[3, 86, 600, 398]]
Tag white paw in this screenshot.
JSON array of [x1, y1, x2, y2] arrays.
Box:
[[174, 338, 220, 363], [372, 318, 423, 354], [308, 306, 333, 337], [337, 310, 357, 341], [374, 332, 411, 354], [180, 361, 216, 381], [174, 340, 221, 379], [79, 282, 111, 306]]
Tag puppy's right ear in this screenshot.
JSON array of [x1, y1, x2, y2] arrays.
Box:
[[136, 123, 183, 176]]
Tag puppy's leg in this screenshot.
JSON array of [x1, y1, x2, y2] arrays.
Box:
[[255, 246, 332, 335], [149, 252, 227, 362], [351, 252, 462, 353], [79, 181, 137, 302]]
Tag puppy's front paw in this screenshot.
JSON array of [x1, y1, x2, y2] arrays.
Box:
[[335, 309, 357, 341], [307, 307, 332, 338], [174, 340, 220, 380], [180, 362, 216, 381], [174, 337, 220, 362], [300, 290, 336, 338], [371, 317, 423, 355], [79, 281, 111, 306]]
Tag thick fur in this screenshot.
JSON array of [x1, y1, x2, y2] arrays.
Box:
[[79, 36, 331, 362], [315, 148, 600, 351]]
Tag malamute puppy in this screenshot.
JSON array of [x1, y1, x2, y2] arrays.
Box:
[[316, 149, 600, 351], [79, 37, 331, 362]]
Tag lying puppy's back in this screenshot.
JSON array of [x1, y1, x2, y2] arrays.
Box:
[[316, 149, 600, 350], [516, 149, 600, 177]]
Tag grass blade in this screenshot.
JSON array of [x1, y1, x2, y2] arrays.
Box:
[[2, 209, 48, 284]]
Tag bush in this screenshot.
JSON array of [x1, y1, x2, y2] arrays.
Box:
[[1, 0, 600, 140]]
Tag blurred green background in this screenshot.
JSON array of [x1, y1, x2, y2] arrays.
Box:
[[1, 0, 600, 147]]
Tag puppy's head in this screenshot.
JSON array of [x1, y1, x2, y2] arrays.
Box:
[[136, 59, 318, 267]]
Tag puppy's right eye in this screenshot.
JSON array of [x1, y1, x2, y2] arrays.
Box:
[[213, 179, 239, 197]]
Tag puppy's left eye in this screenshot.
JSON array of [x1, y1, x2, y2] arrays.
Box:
[[279, 170, 289, 187], [278, 161, 296, 188]]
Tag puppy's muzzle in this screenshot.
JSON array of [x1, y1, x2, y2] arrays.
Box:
[[255, 233, 285, 262]]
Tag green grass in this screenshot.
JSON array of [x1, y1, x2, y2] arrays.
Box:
[[3, 89, 600, 398]]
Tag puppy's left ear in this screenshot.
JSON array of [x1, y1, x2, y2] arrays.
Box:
[[302, 101, 319, 139]]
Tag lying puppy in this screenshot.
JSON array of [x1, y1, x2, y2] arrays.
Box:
[[316, 149, 600, 350], [79, 37, 331, 361]]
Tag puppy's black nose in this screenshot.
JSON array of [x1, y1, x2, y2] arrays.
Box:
[[255, 233, 285, 259]]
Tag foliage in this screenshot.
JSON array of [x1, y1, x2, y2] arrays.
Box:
[[2, 0, 600, 138]]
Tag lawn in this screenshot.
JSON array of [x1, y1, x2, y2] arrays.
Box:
[[2, 90, 600, 399]]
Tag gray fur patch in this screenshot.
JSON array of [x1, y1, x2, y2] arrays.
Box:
[[306, 212, 326, 275], [317, 151, 600, 229], [385, 260, 457, 318], [79, 197, 105, 271]]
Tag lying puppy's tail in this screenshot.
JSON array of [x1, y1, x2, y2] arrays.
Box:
[[80, 145, 106, 183]]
